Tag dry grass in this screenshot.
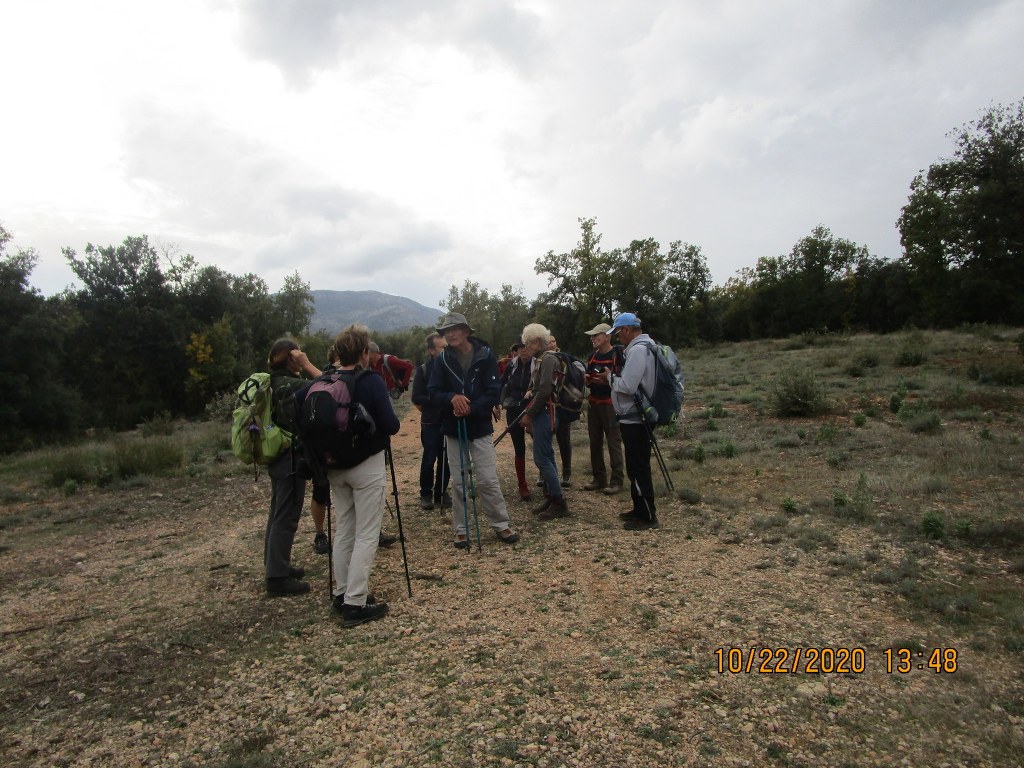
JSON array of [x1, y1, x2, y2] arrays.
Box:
[[1, 327, 1023, 767]]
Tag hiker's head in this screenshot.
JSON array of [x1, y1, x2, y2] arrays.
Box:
[[585, 322, 613, 351], [512, 341, 530, 362], [268, 338, 300, 371], [367, 341, 382, 365], [425, 332, 446, 357], [611, 312, 642, 344], [335, 325, 372, 367], [521, 323, 551, 355], [547, 336, 558, 351], [436, 313, 474, 350]]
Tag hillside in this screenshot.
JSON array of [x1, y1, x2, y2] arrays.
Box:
[[309, 290, 443, 333]]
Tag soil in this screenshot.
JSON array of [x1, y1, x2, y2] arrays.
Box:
[[1, 403, 1022, 767]]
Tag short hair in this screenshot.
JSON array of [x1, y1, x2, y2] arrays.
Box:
[[425, 332, 441, 352], [521, 323, 550, 347], [333, 324, 372, 366], [267, 337, 299, 370], [367, 341, 380, 354], [327, 345, 340, 365]]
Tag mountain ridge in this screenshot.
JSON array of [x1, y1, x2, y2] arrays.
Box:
[[309, 289, 444, 333]]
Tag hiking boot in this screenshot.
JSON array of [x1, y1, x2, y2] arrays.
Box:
[[560, 475, 572, 488], [519, 489, 532, 501], [623, 516, 659, 531], [332, 594, 377, 612], [378, 532, 399, 548], [288, 566, 305, 580], [453, 534, 470, 550], [335, 601, 390, 628], [531, 497, 552, 516], [420, 495, 434, 511], [497, 528, 520, 545], [583, 481, 606, 491], [436, 492, 452, 508], [537, 498, 569, 521], [266, 577, 311, 597], [618, 509, 645, 521], [602, 484, 623, 495], [313, 532, 330, 554]]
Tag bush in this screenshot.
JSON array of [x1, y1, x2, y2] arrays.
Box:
[[205, 391, 238, 422], [114, 437, 184, 479], [769, 370, 830, 417], [140, 411, 176, 437]]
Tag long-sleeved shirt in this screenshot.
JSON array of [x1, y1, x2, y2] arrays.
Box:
[[609, 333, 658, 424]]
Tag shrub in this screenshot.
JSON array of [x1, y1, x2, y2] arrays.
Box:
[[921, 511, 945, 539], [140, 411, 175, 437], [114, 438, 185, 479], [896, 348, 926, 367], [769, 370, 830, 417], [205, 390, 238, 422], [905, 411, 942, 434]]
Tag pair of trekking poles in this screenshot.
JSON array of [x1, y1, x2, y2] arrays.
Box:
[[322, 446, 413, 599]]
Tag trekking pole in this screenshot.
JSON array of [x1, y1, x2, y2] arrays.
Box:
[[438, 424, 450, 514], [493, 398, 532, 446], [456, 419, 482, 552], [635, 394, 674, 491], [385, 447, 413, 598]]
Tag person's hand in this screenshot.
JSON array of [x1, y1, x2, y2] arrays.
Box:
[[451, 394, 471, 417], [521, 413, 532, 435], [492, 405, 501, 421]]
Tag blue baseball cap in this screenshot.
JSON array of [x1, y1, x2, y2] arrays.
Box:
[[611, 312, 641, 330]]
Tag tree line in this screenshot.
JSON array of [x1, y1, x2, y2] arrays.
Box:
[[2, 100, 1021, 448]]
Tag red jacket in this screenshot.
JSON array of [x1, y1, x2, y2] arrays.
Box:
[[371, 354, 413, 391]]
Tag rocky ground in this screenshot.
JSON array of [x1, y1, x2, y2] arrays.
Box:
[[1, 401, 1023, 767]]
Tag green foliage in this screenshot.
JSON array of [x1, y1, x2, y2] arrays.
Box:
[[769, 369, 830, 417], [898, 99, 1024, 325], [45, 437, 185, 487], [921, 511, 946, 540]]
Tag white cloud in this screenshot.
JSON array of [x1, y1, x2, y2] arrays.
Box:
[[2, 0, 1022, 306]]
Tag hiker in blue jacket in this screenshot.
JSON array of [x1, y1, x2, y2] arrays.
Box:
[[428, 313, 520, 549]]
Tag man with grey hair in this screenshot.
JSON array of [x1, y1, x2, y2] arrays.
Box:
[[598, 312, 659, 530], [520, 323, 570, 520], [428, 313, 520, 548]]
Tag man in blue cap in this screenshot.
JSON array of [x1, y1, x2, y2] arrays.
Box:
[[597, 312, 660, 530]]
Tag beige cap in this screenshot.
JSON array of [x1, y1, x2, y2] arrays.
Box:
[[585, 322, 612, 335]]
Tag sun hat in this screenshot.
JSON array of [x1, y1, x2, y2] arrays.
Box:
[[610, 312, 641, 330], [584, 322, 612, 335], [436, 312, 475, 333]]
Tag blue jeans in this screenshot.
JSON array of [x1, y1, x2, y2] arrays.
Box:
[[531, 407, 562, 499]]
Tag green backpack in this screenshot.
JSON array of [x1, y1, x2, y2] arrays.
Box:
[[231, 372, 293, 475]]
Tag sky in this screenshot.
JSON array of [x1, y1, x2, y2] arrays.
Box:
[[2, 0, 1022, 311]]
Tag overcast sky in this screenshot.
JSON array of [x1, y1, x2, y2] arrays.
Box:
[[3, 0, 1022, 310]]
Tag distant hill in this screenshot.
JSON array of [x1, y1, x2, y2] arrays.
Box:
[[309, 290, 444, 333]]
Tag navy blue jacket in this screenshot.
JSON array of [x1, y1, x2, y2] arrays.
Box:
[[411, 357, 445, 425], [427, 336, 501, 439]]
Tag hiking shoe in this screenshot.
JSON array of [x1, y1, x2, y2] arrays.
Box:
[[313, 532, 330, 554], [454, 535, 470, 550], [378, 533, 399, 548], [537, 499, 569, 521], [497, 529, 520, 545], [560, 476, 572, 488], [420, 495, 434, 511], [332, 594, 377, 612], [531, 498, 552, 516], [623, 517, 660, 531], [602, 484, 623, 495], [288, 566, 306, 580], [583, 481, 606, 491], [435, 492, 452, 508], [266, 577, 311, 597], [336, 601, 390, 628]]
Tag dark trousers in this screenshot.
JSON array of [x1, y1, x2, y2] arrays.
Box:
[[506, 404, 527, 458], [419, 422, 450, 499], [555, 418, 573, 479], [265, 451, 306, 578], [620, 422, 656, 520]]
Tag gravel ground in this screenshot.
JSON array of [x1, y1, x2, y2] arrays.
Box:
[[2, 406, 1022, 767]]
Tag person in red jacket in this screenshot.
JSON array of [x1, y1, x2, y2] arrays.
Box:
[[368, 342, 414, 399]]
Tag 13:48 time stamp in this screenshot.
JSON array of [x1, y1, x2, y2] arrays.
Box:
[[714, 646, 959, 674]]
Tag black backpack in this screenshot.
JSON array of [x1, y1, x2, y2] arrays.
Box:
[[297, 369, 377, 473]]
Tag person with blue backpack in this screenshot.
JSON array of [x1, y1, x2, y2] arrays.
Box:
[[600, 313, 661, 530]]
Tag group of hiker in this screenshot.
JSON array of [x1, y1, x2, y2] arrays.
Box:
[[254, 310, 676, 628]]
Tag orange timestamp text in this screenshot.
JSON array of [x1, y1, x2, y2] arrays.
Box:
[[714, 646, 959, 674]]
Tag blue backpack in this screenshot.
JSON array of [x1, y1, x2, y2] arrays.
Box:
[[636, 341, 685, 426]]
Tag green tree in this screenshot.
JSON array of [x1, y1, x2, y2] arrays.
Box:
[[0, 224, 82, 446], [898, 100, 1024, 324], [273, 270, 314, 335]]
